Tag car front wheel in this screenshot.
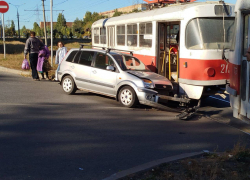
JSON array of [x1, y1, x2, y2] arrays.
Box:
[[119, 86, 138, 108], [62, 75, 77, 95]]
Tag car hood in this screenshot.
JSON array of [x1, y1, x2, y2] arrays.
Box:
[[127, 71, 172, 86]]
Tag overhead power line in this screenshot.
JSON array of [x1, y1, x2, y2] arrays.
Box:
[[54, 0, 69, 6]]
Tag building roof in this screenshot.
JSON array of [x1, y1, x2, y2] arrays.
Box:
[[40, 22, 74, 29]]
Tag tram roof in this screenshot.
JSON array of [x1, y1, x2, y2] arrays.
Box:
[[235, 0, 250, 11], [92, 1, 234, 27]]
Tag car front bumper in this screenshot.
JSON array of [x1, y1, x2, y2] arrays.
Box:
[[136, 87, 190, 108]]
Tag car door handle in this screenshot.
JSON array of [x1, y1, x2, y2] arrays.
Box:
[[92, 70, 97, 74]]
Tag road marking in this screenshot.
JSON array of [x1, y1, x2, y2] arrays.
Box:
[[209, 96, 230, 103]]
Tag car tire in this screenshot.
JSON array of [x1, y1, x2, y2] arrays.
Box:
[[118, 86, 138, 108], [62, 75, 77, 95]]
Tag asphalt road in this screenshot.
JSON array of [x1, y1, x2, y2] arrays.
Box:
[[0, 71, 250, 180]]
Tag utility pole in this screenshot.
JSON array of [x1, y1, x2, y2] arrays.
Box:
[[17, 10, 20, 38], [42, 0, 47, 45], [50, 0, 53, 67], [2, 14, 5, 58], [9, 3, 25, 39]]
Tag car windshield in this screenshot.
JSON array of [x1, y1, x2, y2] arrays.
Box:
[[112, 54, 150, 71], [186, 17, 235, 49]]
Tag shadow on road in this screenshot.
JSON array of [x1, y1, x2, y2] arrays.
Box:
[[0, 100, 249, 180]]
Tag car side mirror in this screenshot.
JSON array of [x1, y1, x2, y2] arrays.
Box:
[[106, 65, 115, 71]]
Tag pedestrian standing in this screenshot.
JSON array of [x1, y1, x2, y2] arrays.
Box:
[[37, 39, 50, 80], [54, 41, 67, 81], [24, 31, 44, 81]]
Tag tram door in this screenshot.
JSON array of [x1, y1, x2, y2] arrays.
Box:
[[158, 22, 180, 82], [158, 23, 166, 76], [240, 14, 250, 119], [108, 27, 115, 48]]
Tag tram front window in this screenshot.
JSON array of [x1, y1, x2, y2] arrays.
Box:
[[112, 54, 150, 72], [186, 18, 235, 50]]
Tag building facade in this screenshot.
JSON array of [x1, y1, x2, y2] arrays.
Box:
[[99, 4, 149, 18], [39, 22, 74, 29]]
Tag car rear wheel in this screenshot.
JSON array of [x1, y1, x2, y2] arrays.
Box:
[[119, 86, 138, 108], [62, 75, 77, 95]]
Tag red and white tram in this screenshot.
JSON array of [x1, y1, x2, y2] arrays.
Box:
[[227, 0, 250, 122], [92, 1, 235, 101]]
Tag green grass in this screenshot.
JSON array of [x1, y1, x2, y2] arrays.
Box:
[[0, 39, 90, 71]]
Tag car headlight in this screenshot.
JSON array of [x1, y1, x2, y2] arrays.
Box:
[[142, 78, 154, 89]]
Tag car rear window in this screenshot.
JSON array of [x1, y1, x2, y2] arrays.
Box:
[[78, 51, 95, 66], [66, 50, 78, 62], [71, 50, 95, 66]]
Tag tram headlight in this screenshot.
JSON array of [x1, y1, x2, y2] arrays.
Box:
[[142, 78, 154, 89]]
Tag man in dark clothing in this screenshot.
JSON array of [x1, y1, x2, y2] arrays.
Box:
[[24, 31, 44, 80]]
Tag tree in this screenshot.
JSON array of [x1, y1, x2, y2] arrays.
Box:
[[131, 8, 141, 13], [83, 11, 92, 24], [9, 20, 16, 36], [73, 18, 84, 38], [21, 25, 29, 37], [56, 13, 67, 33], [92, 12, 102, 22], [5, 27, 12, 37], [61, 26, 70, 38], [33, 22, 42, 36], [113, 9, 123, 17]]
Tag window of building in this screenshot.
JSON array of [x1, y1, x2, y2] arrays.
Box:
[[117, 25, 125, 46], [127, 24, 137, 46], [100, 28, 106, 44], [139, 22, 152, 47], [94, 28, 99, 44]]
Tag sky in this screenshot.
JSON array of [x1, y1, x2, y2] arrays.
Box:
[[2, 0, 237, 29]]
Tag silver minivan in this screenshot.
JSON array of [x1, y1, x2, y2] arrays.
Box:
[[58, 48, 173, 108]]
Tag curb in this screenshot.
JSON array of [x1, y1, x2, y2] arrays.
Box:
[[0, 66, 31, 76], [205, 114, 250, 135], [102, 151, 204, 180]]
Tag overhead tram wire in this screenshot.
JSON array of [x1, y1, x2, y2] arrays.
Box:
[[65, 0, 134, 19], [62, 0, 108, 15], [107, 1, 135, 12], [54, 0, 69, 6], [63, 0, 110, 17]]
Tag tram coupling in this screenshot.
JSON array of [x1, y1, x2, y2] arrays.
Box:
[[143, 94, 200, 120], [175, 100, 201, 120]]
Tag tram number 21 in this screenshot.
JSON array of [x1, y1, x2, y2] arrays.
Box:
[[221, 64, 229, 74]]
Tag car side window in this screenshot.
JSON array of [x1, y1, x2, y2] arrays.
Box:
[[78, 51, 95, 66], [66, 50, 77, 62], [94, 53, 115, 70]]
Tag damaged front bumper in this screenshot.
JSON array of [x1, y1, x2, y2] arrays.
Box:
[[136, 87, 190, 111]]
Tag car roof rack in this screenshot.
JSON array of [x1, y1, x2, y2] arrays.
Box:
[[79, 44, 105, 50], [106, 48, 133, 56], [79, 44, 133, 56]]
